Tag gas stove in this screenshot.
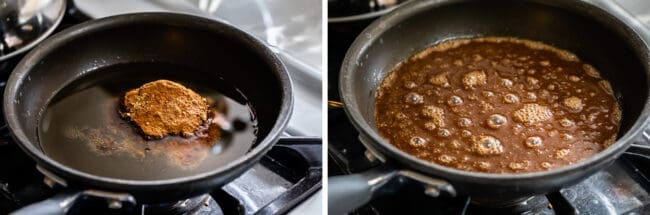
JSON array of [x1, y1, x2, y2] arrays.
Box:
[[328, 1, 650, 214], [0, 2, 322, 214]]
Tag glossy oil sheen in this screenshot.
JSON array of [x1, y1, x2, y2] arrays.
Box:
[[38, 62, 257, 180]]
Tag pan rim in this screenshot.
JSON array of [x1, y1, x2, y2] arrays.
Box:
[[340, 0, 650, 182], [3, 12, 293, 187]]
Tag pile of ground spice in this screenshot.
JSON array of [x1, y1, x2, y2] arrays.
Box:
[[121, 80, 208, 138]]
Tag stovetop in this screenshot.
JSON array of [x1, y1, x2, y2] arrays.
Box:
[[0, 2, 322, 214], [328, 1, 650, 214]]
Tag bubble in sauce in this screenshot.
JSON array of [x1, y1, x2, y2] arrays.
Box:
[[487, 114, 507, 129], [405, 81, 417, 89], [438, 154, 455, 163], [476, 161, 491, 170], [453, 59, 464, 66], [508, 161, 529, 170], [430, 74, 450, 87], [410, 136, 426, 147], [563, 96, 583, 111], [513, 103, 553, 125], [525, 136, 543, 148], [447, 96, 463, 106], [526, 92, 537, 100], [561, 133, 574, 141], [501, 79, 513, 88], [462, 71, 487, 88], [568, 75, 580, 82], [482, 91, 494, 97], [556, 148, 570, 159], [422, 105, 445, 127], [474, 135, 504, 155], [541, 162, 552, 169], [560, 118, 575, 127], [503, 94, 520, 104], [458, 118, 472, 127], [405, 92, 424, 104], [438, 129, 451, 137], [526, 77, 539, 86], [461, 130, 472, 137]]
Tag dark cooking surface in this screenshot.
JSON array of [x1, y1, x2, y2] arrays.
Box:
[[328, 4, 650, 215], [0, 2, 322, 214], [374, 37, 620, 173]]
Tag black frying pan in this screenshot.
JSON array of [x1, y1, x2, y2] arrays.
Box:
[[330, 0, 650, 213], [4, 12, 293, 214]]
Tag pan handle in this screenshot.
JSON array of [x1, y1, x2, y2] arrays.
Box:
[[328, 165, 398, 215], [10, 191, 81, 215]]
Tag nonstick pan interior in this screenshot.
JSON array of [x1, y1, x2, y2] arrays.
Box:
[[4, 13, 292, 202]]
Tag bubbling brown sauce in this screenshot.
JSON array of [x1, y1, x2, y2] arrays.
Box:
[[375, 37, 621, 173]]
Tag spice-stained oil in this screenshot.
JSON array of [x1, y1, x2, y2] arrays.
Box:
[[38, 62, 257, 180]]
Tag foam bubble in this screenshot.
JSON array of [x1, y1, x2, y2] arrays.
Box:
[[513, 103, 553, 124], [540, 162, 552, 169], [483, 91, 495, 97], [560, 118, 574, 127], [461, 130, 472, 137], [448, 96, 463, 106], [504, 94, 520, 104], [405, 81, 417, 89], [458, 118, 472, 127], [561, 133, 574, 141], [563, 96, 583, 111], [568, 75, 580, 82], [487, 114, 507, 129], [438, 154, 455, 163], [405, 92, 424, 104], [422, 105, 445, 127], [410, 136, 426, 147], [438, 129, 451, 137], [501, 79, 513, 88], [526, 92, 537, 100], [526, 77, 539, 86], [525, 136, 543, 148], [462, 71, 487, 88], [556, 148, 570, 159], [430, 74, 450, 87], [474, 135, 504, 155], [476, 161, 491, 170], [508, 161, 529, 170]]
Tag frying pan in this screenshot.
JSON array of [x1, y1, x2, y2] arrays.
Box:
[[330, 0, 650, 213], [4, 12, 293, 214]]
